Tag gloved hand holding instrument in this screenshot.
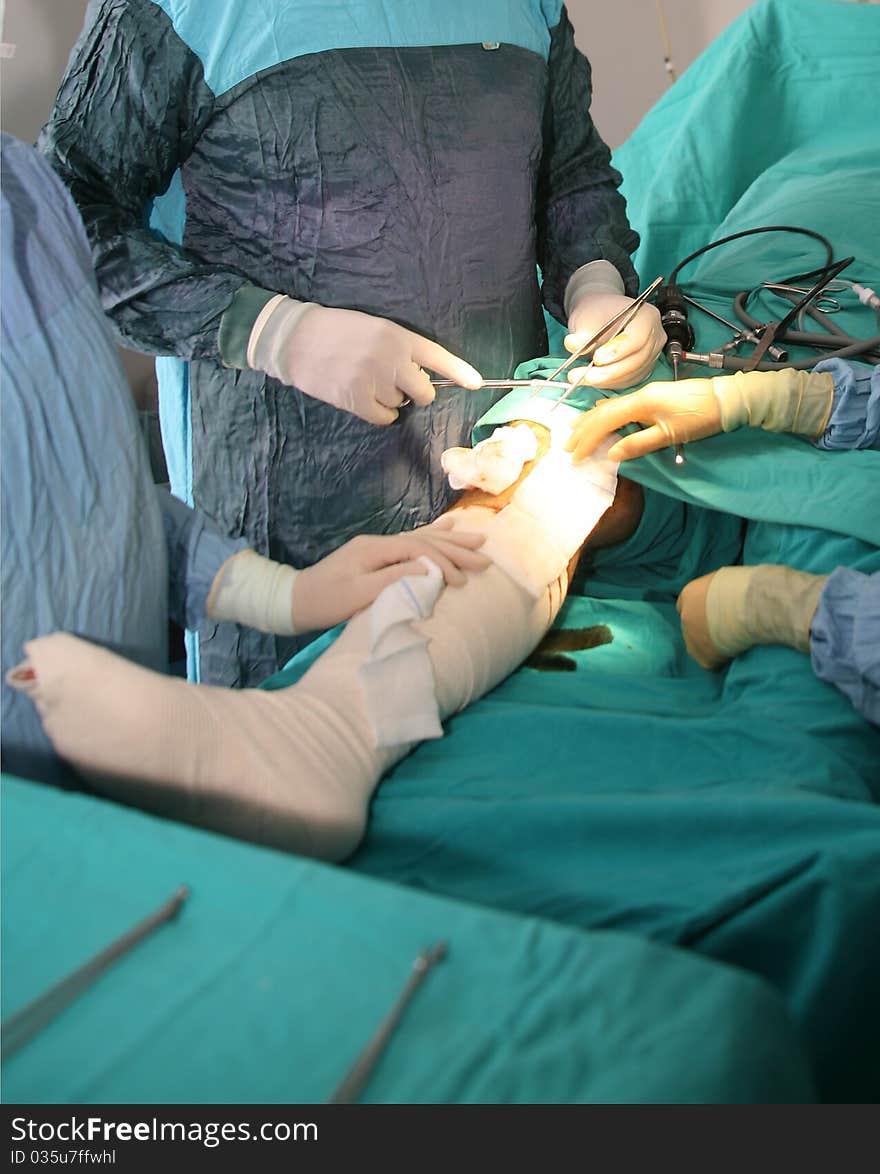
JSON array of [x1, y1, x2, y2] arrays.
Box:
[[563, 261, 667, 390], [565, 262, 666, 387], [526, 276, 664, 410], [247, 299, 484, 425]]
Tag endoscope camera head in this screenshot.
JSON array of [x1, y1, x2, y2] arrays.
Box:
[[657, 283, 695, 353], [657, 282, 695, 377]]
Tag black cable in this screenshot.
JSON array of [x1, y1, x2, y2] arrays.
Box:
[[669, 225, 879, 372], [668, 225, 835, 288], [734, 291, 880, 354], [713, 336, 880, 371]]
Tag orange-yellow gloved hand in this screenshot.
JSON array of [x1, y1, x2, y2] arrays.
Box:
[[677, 564, 828, 671], [566, 368, 835, 463]]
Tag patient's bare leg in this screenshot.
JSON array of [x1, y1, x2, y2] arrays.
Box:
[[12, 425, 641, 862]]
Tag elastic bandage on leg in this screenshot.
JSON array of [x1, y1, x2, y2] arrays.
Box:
[[19, 442, 615, 861], [477, 423, 618, 598], [17, 512, 568, 861]]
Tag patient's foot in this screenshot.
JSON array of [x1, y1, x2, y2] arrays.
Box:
[[13, 631, 382, 861], [12, 511, 570, 863]]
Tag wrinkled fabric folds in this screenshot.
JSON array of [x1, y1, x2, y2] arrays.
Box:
[[812, 568, 880, 726], [814, 359, 880, 452], [40, 0, 639, 684]]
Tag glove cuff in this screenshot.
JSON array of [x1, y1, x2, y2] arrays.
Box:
[[706, 564, 828, 658], [218, 283, 281, 369], [563, 260, 625, 318], [714, 370, 835, 437], [207, 549, 300, 636], [247, 295, 318, 381]]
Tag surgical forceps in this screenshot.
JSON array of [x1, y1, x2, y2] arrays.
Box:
[[541, 276, 664, 410], [761, 282, 842, 313], [682, 293, 789, 361], [328, 942, 448, 1104], [433, 276, 662, 407], [430, 378, 573, 392], [1, 886, 190, 1060], [741, 256, 854, 371]]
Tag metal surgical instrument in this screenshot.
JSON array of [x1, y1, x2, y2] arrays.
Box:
[[1, 886, 190, 1061], [682, 293, 788, 361], [432, 278, 662, 403], [327, 942, 448, 1105], [742, 256, 854, 371], [684, 280, 880, 373], [540, 276, 665, 406], [430, 378, 573, 392], [761, 282, 842, 313]]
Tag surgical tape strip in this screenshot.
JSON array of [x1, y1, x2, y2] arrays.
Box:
[[358, 556, 445, 747], [479, 407, 619, 597], [207, 548, 299, 635]]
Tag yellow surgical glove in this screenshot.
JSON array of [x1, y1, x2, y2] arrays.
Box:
[[566, 368, 835, 463], [677, 564, 828, 671]]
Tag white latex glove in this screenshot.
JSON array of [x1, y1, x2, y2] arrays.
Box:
[[564, 267, 665, 391], [565, 368, 835, 463], [208, 519, 491, 636], [677, 564, 828, 671], [247, 297, 483, 425]]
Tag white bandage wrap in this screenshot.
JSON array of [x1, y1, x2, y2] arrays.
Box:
[[563, 259, 625, 318], [715, 369, 835, 438], [706, 564, 828, 657], [357, 556, 445, 747], [441, 424, 539, 494], [207, 548, 299, 636], [478, 408, 619, 597], [247, 294, 319, 378], [20, 508, 570, 861]]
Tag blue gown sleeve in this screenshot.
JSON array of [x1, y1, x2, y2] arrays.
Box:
[[39, 0, 245, 360], [158, 489, 248, 632], [810, 568, 880, 726], [812, 360, 880, 451]]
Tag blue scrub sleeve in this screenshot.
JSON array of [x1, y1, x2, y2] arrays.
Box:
[[813, 360, 880, 451], [158, 489, 248, 632], [810, 568, 880, 726]]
